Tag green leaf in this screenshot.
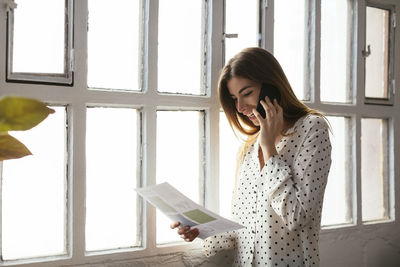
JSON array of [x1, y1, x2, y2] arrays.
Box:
[[0, 96, 55, 132], [0, 133, 32, 161]]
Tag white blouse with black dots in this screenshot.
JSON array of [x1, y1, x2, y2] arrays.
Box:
[[203, 115, 332, 267]]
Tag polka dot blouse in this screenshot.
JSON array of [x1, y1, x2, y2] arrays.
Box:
[[203, 115, 332, 267]]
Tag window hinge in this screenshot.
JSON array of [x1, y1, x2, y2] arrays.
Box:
[[264, 0, 268, 8], [392, 80, 396, 95], [392, 13, 396, 28], [70, 48, 74, 72]]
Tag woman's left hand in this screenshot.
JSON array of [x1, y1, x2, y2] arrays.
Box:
[[253, 97, 284, 161]]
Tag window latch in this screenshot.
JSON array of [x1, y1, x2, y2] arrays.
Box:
[[223, 33, 239, 40], [362, 45, 371, 58]]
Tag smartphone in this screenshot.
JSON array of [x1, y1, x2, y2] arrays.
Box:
[[256, 84, 281, 119]]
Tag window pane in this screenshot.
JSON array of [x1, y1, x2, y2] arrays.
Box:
[[321, 116, 352, 226], [321, 0, 351, 103], [158, 0, 204, 95], [156, 111, 202, 243], [361, 118, 389, 222], [274, 0, 306, 100], [88, 0, 141, 90], [219, 112, 241, 219], [365, 7, 390, 99], [2, 107, 66, 260], [224, 0, 259, 63], [86, 107, 138, 251], [11, 0, 65, 73]]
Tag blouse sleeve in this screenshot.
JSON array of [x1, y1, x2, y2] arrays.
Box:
[[258, 116, 332, 231], [203, 231, 237, 257]]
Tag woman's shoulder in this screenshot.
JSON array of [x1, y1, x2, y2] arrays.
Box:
[[294, 114, 330, 134], [303, 114, 327, 125]]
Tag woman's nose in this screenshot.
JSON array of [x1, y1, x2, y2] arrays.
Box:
[[236, 99, 245, 113]]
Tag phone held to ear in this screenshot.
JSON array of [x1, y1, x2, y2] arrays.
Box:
[[256, 84, 281, 119]]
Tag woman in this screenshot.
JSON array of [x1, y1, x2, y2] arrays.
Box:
[[171, 47, 332, 266]]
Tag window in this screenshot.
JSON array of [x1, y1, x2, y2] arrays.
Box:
[[1, 0, 214, 265], [156, 110, 204, 243], [87, 0, 143, 91], [224, 0, 260, 63], [219, 112, 241, 219], [85, 107, 139, 252], [364, 3, 395, 105], [158, 0, 206, 95], [2, 106, 67, 260], [321, 116, 353, 226], [0, 0, 398, 266], [6, 0, 74, 84], [361, 118, 391, 222], [274, 0, 308, 100], [320, 0, 354, 103]]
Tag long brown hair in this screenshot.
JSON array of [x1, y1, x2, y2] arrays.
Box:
[[218, 47, 326, 167]]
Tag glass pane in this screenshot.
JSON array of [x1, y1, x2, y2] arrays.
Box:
[[219, 112, 241, 219], [321, 116, 352, 226], [88, 0, 141, 90], [321, 0, 351, 103], [224, 0, 259, 63], [156, 111, 202, 243], [274, 0, 306, 100], [365, 7, 390, 99], [158, 0, 204, 95], [361, 118, 389, 222], [86, 107, 138, 251], [12, 0, 65, 73], [2, 107, 66, 260]]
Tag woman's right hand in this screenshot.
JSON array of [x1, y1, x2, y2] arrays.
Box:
[[170, 221, 199, 242]]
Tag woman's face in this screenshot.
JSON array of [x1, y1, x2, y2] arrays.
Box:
[[227, 76, 261, 126]]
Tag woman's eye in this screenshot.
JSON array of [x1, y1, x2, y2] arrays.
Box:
[[243, 91, 252, 97]]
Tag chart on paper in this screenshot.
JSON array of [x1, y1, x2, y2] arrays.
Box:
[[135, 182, 244, 239]]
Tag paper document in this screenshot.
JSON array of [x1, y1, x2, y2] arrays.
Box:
[[135, 182, 245, 239]]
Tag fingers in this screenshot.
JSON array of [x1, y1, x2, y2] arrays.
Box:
[[171, 221, 199, 242], [259, 97, 277, 120], [264, 97, 278, 115], [181, 228, 199, 242], [173, 224, 199, 242], [252, 108, 262, 123], [170, 221, 180, 229], [177, 225, 191, 235]]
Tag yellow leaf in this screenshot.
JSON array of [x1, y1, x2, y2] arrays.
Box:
[[0, 133, 32, 161], [0, 96, 55, 132]]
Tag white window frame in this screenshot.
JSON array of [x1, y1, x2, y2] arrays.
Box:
[[6, 0, 74, 85], [364, 1, 396, 105]]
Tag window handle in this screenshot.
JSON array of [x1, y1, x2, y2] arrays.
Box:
[[362, 45, 371, 58], [223, 33, 239, 39]]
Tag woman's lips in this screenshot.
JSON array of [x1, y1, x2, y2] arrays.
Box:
[[248, 114, 256, 120]]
